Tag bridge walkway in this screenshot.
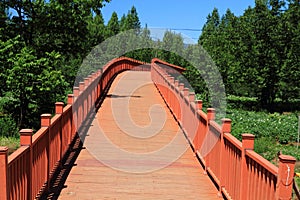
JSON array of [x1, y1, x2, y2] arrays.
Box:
[[58, 71, 220, 199]]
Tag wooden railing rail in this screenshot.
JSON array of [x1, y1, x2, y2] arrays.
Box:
[[0, 57, 148, 200], [151, 58, 297, 200]]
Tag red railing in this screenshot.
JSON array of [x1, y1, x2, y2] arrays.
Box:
[[0, 57, 149, 200], [151, 58, 297, 200], [0, 56, 296, 200]]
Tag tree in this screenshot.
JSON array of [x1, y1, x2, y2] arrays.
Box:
[[198, 7, 220, 51], [197, 1, 298, 111], [87, 12, 106, 47], [106, 12, 120, 38], [122, 6, 141, 33], [0, 0, 112, 132], [5, 46, 68, 128], [279, 0, 300, 102], [119, 14, 127, 32], [128, 6, 141, 30], [159, 30, 185, 66]]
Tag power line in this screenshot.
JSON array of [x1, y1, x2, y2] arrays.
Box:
[[168, 28, 202, 32]]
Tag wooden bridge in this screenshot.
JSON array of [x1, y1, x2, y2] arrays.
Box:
[[0, 57, 298, 199]]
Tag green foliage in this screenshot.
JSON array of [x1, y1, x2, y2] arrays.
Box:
[[2, 42, 69, 129], [227, 95, 259, 111], [199, 1, 300, 112], [227, 108, 298, 144], [123, 6, 141, 33], [254, 137, 279, 161], [106, 12, 120, 38], [0, 0, 148, 133], [0, 136, 19, 154], [254, 137, 300, 162], [0, 115, 19, 138], [87, 12, 106, 47]]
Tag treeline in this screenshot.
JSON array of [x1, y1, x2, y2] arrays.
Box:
[[124, 0, 300, 113], [199, 0, 300, 112], [0, 0, 141, 135], [1, 0, 299, 137]]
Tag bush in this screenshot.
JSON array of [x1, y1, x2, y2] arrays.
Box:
[[254, 137, 279, 161], [0, 115, 19, 138], [227, 95, 259, 111], [226, 109, 298, 144]]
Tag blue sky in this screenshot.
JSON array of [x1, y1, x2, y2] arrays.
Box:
[[101, 0, 255, 43]]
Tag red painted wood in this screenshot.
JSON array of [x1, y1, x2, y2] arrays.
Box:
[[0, 57, 296, 199]]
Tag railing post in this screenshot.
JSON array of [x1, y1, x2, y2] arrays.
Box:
[[166, 75, 171, 103], [55, 102, 64, 164], [73, 87, 79, 98], [85, 77, 91, 112], [169, 77, 174, 85], [183, 88, 189, 97], [55, 102, 64, 114], [79, 82, 85, 93], [41, 114, 51, 192], [207, 108, 215, 121], [20, 129, 33, 199], [189, 92, 195, 103], [20, 129, 33, 146], [174, 80, 179, 87], [169, 77, 175, 108], [219, 118, 232, 197], [73, 86, 80, 128], [240, 133, 255, 200], [196, 100, 203, 110], [182, 88, 190, 129], [0, 147, 8, 200], [179, 83, 184, 92], [275, 155, 296, 200], [178, 83, 184, 102], [205, 108, 215, 173], [88, 75, 93, 82], [68, 94, 74, 105], [84, 77, 90, 87], [41, 114, 51, 127]]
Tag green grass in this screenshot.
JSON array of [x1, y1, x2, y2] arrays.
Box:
[[0, 136, 20, 155]]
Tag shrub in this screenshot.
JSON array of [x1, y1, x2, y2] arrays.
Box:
[[0, 115, 19, 138], [226, 109, 298, 144]]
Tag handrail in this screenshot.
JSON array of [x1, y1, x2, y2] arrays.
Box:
[[0, 56, 297, 200], [152, 58, 185, 73], [223, 133, 242, 151], [0, 57, 149, 200], [245, 150, 278, 175], [150, 58, 297, 200]]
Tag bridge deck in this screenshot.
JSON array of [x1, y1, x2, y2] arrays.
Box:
[[59, 71, 220, 199]]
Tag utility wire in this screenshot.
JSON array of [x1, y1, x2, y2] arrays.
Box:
[[168, 28, 202, 32]]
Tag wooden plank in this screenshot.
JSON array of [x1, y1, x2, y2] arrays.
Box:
[[59, 71, 220, 200]]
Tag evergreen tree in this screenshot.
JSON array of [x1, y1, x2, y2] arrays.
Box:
[[88, 12, 106, 46], [106, 11, 120, 38], [198, 1, 299, 111], [124, 6, 141, 32], [119, 14, 127, 32]]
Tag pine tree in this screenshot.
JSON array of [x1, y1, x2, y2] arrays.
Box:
[[88, 12, 106, 46], [106, 11, 120, 38], [125, 6, 141, 33]]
